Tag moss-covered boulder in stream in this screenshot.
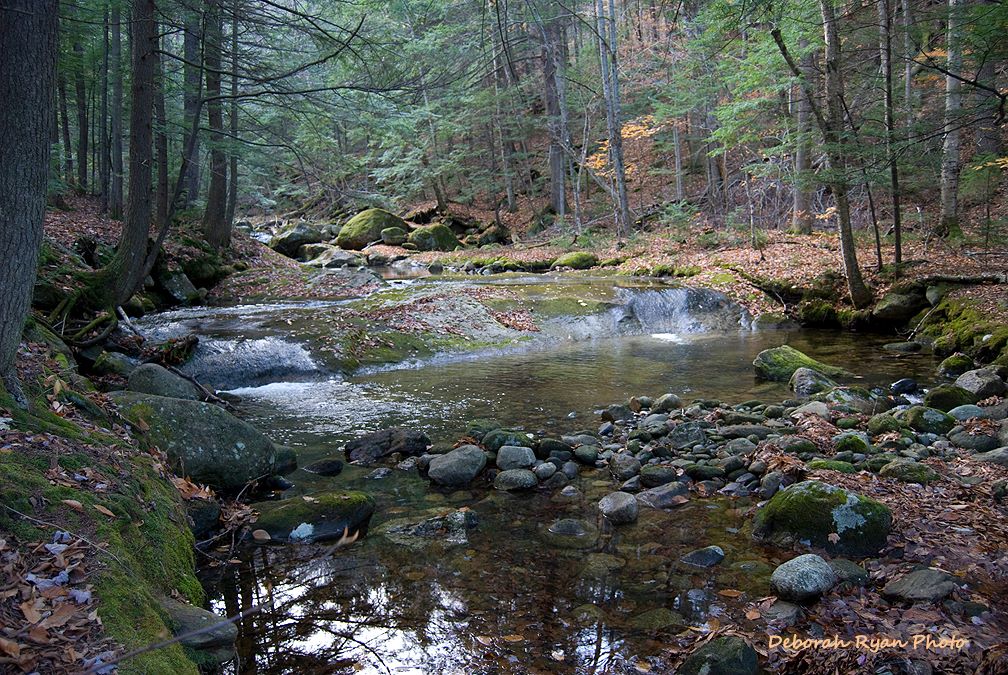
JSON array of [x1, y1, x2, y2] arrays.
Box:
[[253, 492, 375, 543], [752, 480, 892, 557], [902, 405, 955, 435], [923, 384, 978, 412], [753, 345, 851, 382], [552, 251, 598, 270], [407, 223, 460, 251], [337, 208, 406, 250], [108, 391, 282, 493]]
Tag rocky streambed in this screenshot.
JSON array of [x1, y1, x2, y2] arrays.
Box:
[[102, 273, 1008, 673]]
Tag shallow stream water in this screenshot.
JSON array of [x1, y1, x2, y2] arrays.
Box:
[[140, 274, 938, 674]]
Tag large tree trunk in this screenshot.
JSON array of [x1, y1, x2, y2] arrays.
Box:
[[974, 49, 1002, 158], [202, 0, 230, 249], [878, 0, 902, 264], [110, 4, 125, 219], [225, 0, 240, 229], [0, 0, 57, 402], [937, 0, 963, 237], [104, 0, 157, 307], [902, 0, 914, 133], [73, 42, 89, 192], [154, 29, 169, 228], [791, 39, 814, 235], [58, 75, 74, 185], [819, 0, 872, 308], [183, 10, 203, 207], [100, 4, 110, 213], [542, 10, 566, 217], [595, 0, 631, 235]]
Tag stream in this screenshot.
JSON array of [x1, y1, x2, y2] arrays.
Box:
[[138, 273, 939, 674]]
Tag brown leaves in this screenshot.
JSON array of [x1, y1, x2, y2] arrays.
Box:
[[170, 475, 215, 501]]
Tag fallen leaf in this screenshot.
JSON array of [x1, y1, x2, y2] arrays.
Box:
[[717, 589, 743, 598], [827, 532, 840, 544], [20, 600, 42, 624], [0, 637, 20, 658], [503, 634, 524, 642], [475, 635, 493, 646], [745, 608, 761, 621], [61, 499, 83, 512], [93, 504, 115, 518]]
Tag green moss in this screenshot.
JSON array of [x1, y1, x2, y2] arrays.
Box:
[[753, 345, 851, 382], [807, 459, 857, 473], [797, 299, 840, 327], [552, 251, 598, 270], [407, 223, 460, 252], [923, 384, 978, 412], [879, 459, 939, 484], [337, 208, 406, 250], [917, 296, 1008, 364], [867, 413, 902, 435]]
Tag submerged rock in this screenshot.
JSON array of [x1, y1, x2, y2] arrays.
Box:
[[636, 481, 689, 509], [345, 427, 430, 464], [598, 491, 639, 524], [681, 545, 725, 569], [752, 480, 892, 557], [303, 457, 344, 476], [427, 445, 487, 486], [161, 596, 237, 667], [678, 636, 759, 675], [109, 391, 281, 493], [378, 508, 478, 548], [253, 491, 375, 544]]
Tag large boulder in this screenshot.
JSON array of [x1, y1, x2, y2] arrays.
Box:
[[752, 480, 892, 557], [427, 445, 487, 486], [161, 597, 237, 667], [955, 367, 1007, 399], [789, 367, 838, 398], [903, 406, 955, 435], [678, 636, 759, 675], [269, 221, 323, 257], [406, 223, 460, 252], [551, 251, 598, 270], [923, 384, 978, 412], [109, 391, 281, 493], [753, 345, 850, 382], [301, 245, 365, 269], [872, 287, 928, 323], [770, 554, 838, 602], [380, 227, 408, 246], [252, 491, 375, 543], [157, 269, 200, 306], [337, 209, 406, 250], [345, 427, 430, 464], [127, 363, 201, 400]]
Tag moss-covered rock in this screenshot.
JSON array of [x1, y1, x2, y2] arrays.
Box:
[[552, 251, 599, 270], [923, 384, 978, 412], [678, 635, 759, 675], [380, 226, 408, 245], [872, 286, 928, 323], [753, 345, 851, 382], [108, 391, 281, 494], [938, 352, 974, 378], [752, 480, 892, 557], [797, 299, 840, 327], [867, 413, 902, 436], [337, 209, 406, 250], [834, 433, 870, 454], [808, 459, 857, 474], [407, 223, 461, 251], [902, 405, 955, 435], [253, 491, 375, 543], [879, 459, 940, 484]]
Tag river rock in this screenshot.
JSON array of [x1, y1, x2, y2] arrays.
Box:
[[407, 223, 460, 251], [903, 406, 955, 435], [609, 453, 641, 481], [304, 245, 365, 268], [974, 447, 1008, 467], [947, 404, 987, 421], [636, 481, 689, 509], [186, 497, 221, 539], [652, 392, 683, 412], [380, 226, 408, 246], [667, 421, 707, 449], [574, 445, 598, 464], [681, 545, 725, 568], [378, 508, 478, 548], [158, 269, 201, 305], [948, 429, 1000, 452], [127, 363, 202, 400], [938, 353, 974, 378], [752, 480, 892, 557], [882, 568, 959, 604], [602, 403, 634, 422], [790, 367, 838, 398], [829, 558, 869, 587], [161, 596, 237, 667], [872, 287, 928, 323], [494, 468, 538, 491], [598, 491, 638, 524], [92, 350, 138, 377], [253, 491, 375, 543], [770, 554, 837, 602], [427, 445, 487, 486], [303, 457, 344, 476], [955, 368, 1007, 399], [923, 385, 978, 412], [552, 251, 598, 269], [753, 345, 849, 382], [345, 427, 430, 464], [496, 445, 535, 470], [764, 600, 803, 626], [109, 391, 281, 493], [337, 209, 405, 250], [533, 462, 557, 480], [269, 221, 324, 257], [482, 429, 532, 452], [678, 636, 759, 675], [640, 464, 679, 488]]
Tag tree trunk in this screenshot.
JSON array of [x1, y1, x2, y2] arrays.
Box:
[[819, 1, 872, 308], [0, 0, 57, 402], [672, 123, 684, 201], [974, 49, 1002, 158], [110, 4, 124, 218], [902, 0, 914, 133], [105, 0, 157, 307], [202, 0, 229, 249], [100, 3, 110, 212], [183, 9, 203, 207], [73, 42, 88, 192], [225, 0, 240, 228], [58, 75, 74, 185], [792, 39, 814, 234], [542, 11, 566, 217], [595, 0, 630, 235], [937, 0, 963, 238], [878, 0, 902, 264], [153, 24, 169, 228]]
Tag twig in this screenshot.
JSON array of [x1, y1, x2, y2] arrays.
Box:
[[115, 306, 144, 339]]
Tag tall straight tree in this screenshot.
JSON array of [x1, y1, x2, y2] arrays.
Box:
[[183, 9, 203, 206], [203, 0, 230, 248], [538, 2, 566, 217], [938, 0, 963, 237], [99, 4, 110, 212], [224, 0, 240, 228], [791, 38, 814, 234], [0, 0, 57, 403], [73, 41, 89, 191], [103, 0, 157, 307], [594, 0, 631, 235], [109, 2, 124, 218], [877, 0, 902, 263]]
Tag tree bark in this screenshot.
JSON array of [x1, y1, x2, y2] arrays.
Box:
[[105, 0, 157, 307], [100, 4, 110, 212], [225, 0, 240, 228], [974, 50, 1002, 158], [595, 0, 631, 235], [154, 28, 169, 228], [183, 9, 203, 207], [878, 0, 902, 263], [58, 75, 74, 185], [792, 39, 814, 234], [110, 4, 125, 218], [202, 0, 230, 248], [541, 7, 566, 217], [937, 0, 963, 237], [73, 42, 89, 191], [0, 0, 57, 402]]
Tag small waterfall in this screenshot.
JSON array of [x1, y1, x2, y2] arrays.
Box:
[[178, 336, 319, 390]]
